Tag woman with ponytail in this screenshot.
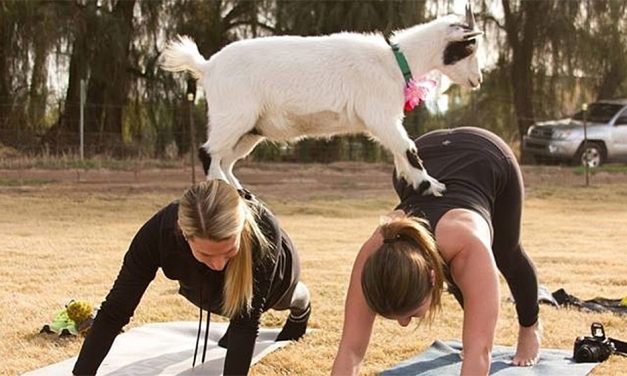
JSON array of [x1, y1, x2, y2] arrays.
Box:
[[73, 180, 310, 375], [333, 127, 541, 376]]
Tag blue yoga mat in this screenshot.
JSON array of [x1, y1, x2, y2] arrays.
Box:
[[381, 340, 599, 375]]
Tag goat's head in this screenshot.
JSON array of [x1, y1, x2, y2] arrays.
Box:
[[437, 4, 484, 90]]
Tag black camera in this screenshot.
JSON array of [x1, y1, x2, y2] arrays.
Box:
[[573, 323, 614, 363]]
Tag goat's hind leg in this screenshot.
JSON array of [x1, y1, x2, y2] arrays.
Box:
[[204, 109, 260, 187], [199, 140, 229, 182], [198, 145, 212, 177], [220, 132, 264, 190], [365, 117, 445, 196]]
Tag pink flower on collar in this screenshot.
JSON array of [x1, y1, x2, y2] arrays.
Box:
[[404, 77, 437, 112]]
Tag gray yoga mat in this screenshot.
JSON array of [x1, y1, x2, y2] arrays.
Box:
[[380, 340, 599, 375], [24, 321, 291, 376]]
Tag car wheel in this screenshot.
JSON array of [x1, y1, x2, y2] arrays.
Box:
[[577, 143, 604, 167]]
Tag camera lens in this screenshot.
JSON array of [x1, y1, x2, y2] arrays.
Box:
[[575, 345, 598, 362]]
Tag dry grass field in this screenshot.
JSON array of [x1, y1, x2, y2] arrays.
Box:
[[1, 162, 626, 375]]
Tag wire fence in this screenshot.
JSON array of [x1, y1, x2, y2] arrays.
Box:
[[0, 96, 570, 164], [0, 111, 394, 164]]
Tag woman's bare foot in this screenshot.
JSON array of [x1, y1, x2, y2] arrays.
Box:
[[512, 320, 542, 366]]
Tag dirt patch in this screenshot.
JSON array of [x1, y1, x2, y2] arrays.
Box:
[[1, 162, 625, 200], [0, 162, 394, 201]]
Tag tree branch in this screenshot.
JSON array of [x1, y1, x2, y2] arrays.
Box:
[[226, 20, 276, 33], [482, 14, 505, 30], [224, 1, 253, 25]]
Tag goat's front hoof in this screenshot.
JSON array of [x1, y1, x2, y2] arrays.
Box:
[[400, 167, 446, 197], [418, 177, 446, 197]]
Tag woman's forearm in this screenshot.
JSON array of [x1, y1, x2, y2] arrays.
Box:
[[331, 230, 380, 376], [72, 307, 141, 374]]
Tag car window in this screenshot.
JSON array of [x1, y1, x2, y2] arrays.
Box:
[[615, 113, 627, 126], [572, 103, 623, 123]]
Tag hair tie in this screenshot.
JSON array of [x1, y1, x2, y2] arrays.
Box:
[[383, 234, 420, 247]]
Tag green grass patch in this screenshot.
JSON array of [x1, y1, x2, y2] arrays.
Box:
[[573, 163, 627, 175], [0, 178, 55, 186], [0, 156, 185, 171]]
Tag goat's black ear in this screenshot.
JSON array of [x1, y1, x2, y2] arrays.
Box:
[[443, 39, 477, 65], [197, 147, 211, 176]]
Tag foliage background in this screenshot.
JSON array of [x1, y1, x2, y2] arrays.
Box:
[[0, 0, 626, 160]]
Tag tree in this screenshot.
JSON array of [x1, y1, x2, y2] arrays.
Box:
[[584, 0, 627, 100], [42, 0, 138, 154], [500, 0, 556, 157], [0, 2, 33, 143]]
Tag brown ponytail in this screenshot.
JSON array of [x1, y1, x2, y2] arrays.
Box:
[[361, 216, 445, 322]]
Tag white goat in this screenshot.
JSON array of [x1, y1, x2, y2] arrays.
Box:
[[161, 6, 483, 196]]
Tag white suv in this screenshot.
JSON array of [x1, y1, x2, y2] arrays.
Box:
[[523, 99, 627, 166]]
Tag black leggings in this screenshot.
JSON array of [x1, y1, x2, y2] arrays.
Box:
[[492, 153, 539, 327], [395, 127, 539, 327]]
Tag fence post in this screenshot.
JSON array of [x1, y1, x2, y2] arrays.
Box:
[[80, 79, 86, 160], [187, 79, 196, 184], [582, 103, 589, 187]]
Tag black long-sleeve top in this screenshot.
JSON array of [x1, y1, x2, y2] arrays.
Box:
[[73, 195, 295, 375]]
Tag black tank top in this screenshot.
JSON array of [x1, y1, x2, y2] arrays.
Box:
[[393, 127, 516, 235]]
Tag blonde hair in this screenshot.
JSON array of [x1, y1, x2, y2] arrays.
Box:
[[178, 180, 270, 318], [361, 216, 445, 323]]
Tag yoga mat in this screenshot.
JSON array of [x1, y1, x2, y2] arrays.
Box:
[[24, 321, 291, 376], [381, 340, 599, 375]]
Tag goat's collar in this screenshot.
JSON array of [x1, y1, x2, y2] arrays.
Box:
[[391, 43, 413, 83], [390, 43, 436, 112]]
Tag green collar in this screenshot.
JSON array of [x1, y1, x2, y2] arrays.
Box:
[[391, 43, 413, 83]]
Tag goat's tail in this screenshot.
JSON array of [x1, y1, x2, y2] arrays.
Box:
[[160, 35, 206, 79]]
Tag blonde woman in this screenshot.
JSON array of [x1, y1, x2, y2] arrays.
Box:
[[73, 180, 310, 375], [333, 127, 540, 375]]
